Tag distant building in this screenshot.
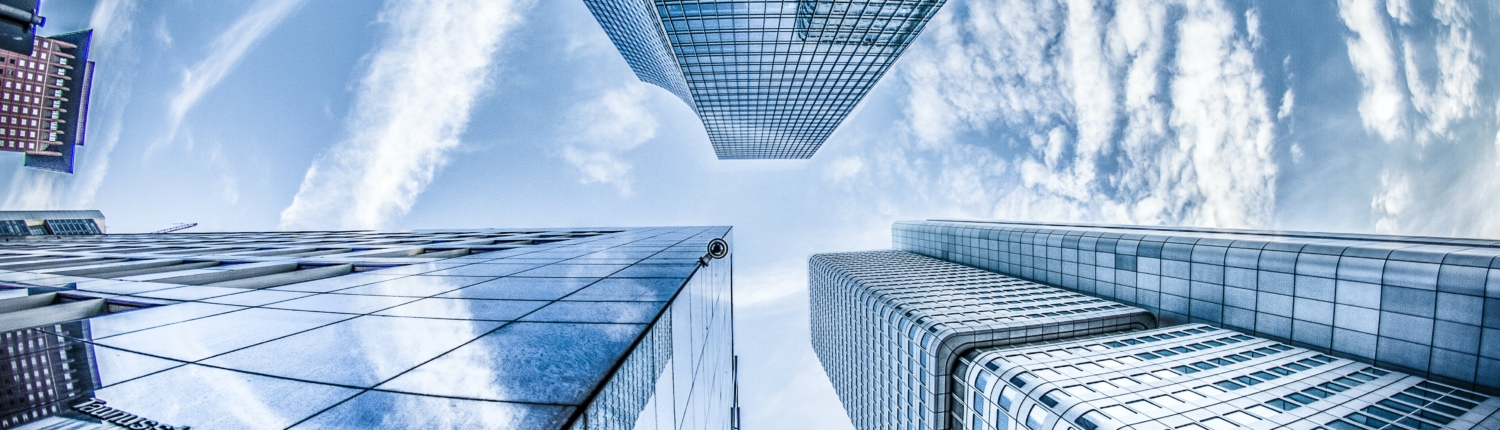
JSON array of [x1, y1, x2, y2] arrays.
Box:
[[584, 0, 948, 159], [0, 210, 104, 236], [0, 30, 94, 174]]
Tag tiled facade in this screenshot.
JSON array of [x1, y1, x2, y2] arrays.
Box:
[[952, 324, 1500, 430], [585, 0, 947, 159], [0, 226, 735, 429], [894, 220, 1500, 394], [809, 251, 1155, 430]]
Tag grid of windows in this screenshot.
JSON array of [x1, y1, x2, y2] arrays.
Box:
[[0, 36, 78, 156], [894, 220, 1500, 394], [582, 0, 695, 106], [0, 227, 735, 429], [39, 219, 99, 236], [810, 250, 1155, 430], [0, 220, 28, 236], [18, 30, 92, 174], [0, 323, 92, 429], [587, 0, 947, 159], [951, 324, 1500, 430]]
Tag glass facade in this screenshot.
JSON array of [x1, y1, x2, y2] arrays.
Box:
[[895, 220, 1500, 394], [584, 0, 947, 159], [809, 251, 1155, 430], [0, 226, 735, 429], [952, 324, 1500, 430]]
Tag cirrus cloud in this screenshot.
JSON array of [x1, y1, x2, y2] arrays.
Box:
[[279, 0, 535, 230]]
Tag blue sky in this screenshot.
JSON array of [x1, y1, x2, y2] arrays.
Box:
[[3, 0, 1498, 428]]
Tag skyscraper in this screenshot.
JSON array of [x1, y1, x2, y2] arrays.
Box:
[[584, 0, 947, 159], [810, 251, 1155, 430], [0, 30, 94, 173], [0, 226, 736, 429], [811, 221, 1500, 430], [894, 220, 1499, 393]]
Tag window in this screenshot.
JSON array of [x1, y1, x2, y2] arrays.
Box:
[[1152, 395, 1184, 407], [1176, 390, 1207, 401], [1075, 411, 1108, 430], [998, 386, 1020, 411], [1040, 390, 1063, 408], [1062, 385, 1092, 397], [975, 371, 993, 392], [1198, 417, 1237, 430], [1010, 373, 1032, 388], [1215, 380, 1245, 391], [1303, 387, 1332, 399], [1223, 411, 1260, 424], [1246, 404, 1279, 416], [1035, 369, 1063, 379], [1342, 412, 1386, 428], [1025, 405, 1050, 430], [1086, 381, 1118, 392], [1286, 393, 1317, 405]]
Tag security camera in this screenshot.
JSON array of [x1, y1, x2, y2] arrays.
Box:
[[699, 238, 729, 266]]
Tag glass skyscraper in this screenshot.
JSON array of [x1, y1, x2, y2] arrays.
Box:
[[0, 226, 736, 429], [811, 221, 1500, 430], [584, 0, 947, 159]]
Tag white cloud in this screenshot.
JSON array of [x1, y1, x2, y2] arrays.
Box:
[[1385, 0, 1413, 25], [1339, 0, 1492, 238], [884, 0, 1277, 229], [557, 82, 658, 196], [1370, 170, 1411, 233], [279, 0, 535, 230], [1278, 88, 1295, 120], [154, 0, 306, 154], [1163, 0, 1277, 227], [1338, 0, 1480, 144], [823, 156, 864, 184], [1403, 0, 1479, 142], [154, 16, 172, 46], [1337, 0, 1407, 142], [3, 0, 139, 210]]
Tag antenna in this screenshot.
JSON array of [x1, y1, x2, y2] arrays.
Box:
[[150, 223, 197, 234]]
